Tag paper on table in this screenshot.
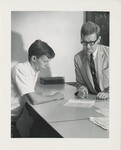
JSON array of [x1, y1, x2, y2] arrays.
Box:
[[64, 99, 95, 108], [89, 117, 109, 130]]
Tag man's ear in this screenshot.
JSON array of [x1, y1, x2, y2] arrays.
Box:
[[31, 56, 37, 62], [98, 36, 101, 43]]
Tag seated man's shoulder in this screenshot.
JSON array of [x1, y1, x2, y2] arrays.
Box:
[[99, 44, 109, 52], [11, 62, 27, 75], [74, 50, 85, 59], [99, 44, 109, 56]]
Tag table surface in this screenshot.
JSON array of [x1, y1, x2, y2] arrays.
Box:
[[27, 81, 109, 138]]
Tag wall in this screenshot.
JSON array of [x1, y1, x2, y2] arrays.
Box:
[[85, 11, 109, 46], [11, 11, 84, 82]]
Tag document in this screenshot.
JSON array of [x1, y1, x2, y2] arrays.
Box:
[[90, 100, 109, 130], [89, 117, 109, 130], [64, 99, 95, 108]]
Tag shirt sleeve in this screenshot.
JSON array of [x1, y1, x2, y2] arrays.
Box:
[[12, 67, 35, 96]]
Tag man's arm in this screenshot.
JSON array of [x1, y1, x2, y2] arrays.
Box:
[[96, 92, 109, 100], [96, 46, 109, 100], [74, 56, 88, 98], [74, 56, 87, 89], [96, 86, 109, 100], [104, 87, 109, 93], [26, 92, 64, 105]]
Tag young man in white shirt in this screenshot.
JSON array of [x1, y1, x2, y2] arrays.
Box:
[[11, 40, 64, 137], [74, 21, 109, 100]]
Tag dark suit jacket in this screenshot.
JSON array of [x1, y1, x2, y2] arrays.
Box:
[[74, 44, 109, 94]]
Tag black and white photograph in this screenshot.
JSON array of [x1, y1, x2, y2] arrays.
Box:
[[0, 0, 121, 150], [11, 11, 109, 138]]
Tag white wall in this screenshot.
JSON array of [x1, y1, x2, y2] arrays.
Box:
[[11, 11, 84, 82]]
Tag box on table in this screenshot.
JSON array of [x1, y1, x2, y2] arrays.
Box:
[[40, 77, 65, 84]]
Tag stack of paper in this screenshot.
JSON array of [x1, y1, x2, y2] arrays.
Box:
[[90, 117, 109, 130], [89, 100, 109, 130], [64, 99, 95, 108]]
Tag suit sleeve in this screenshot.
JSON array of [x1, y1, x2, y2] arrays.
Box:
[[103, 46, 109, 93], [74, 55, 88, 92]]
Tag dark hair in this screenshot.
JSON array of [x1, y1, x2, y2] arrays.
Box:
[[81, 21, 100, 38], [28, 40, 55, 61]]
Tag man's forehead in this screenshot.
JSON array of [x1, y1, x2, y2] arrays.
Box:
[[82, 33, 97, 40], [41, 55, 51, 61]]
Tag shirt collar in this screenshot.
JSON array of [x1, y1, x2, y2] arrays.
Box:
[[93, 46, 98, 59], [86, 46, 98, 60]]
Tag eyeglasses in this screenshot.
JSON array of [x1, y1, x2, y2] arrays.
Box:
[[81, 38, 98, 46]]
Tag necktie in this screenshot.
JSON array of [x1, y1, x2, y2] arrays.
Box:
[[90, 53, 101, 92]]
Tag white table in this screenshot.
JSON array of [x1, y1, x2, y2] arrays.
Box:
[[27, 82, 109, 138]]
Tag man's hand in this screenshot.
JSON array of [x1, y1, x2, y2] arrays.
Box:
[[96, 92, 109, 100], [53, 92, 64, 100], [76, 86, 88, 99]]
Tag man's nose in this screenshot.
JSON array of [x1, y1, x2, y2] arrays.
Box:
[[86, 43, 91, 48], [45, 63, 49, 68]]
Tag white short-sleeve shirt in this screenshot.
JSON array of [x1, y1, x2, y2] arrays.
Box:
[[11, 61, 40, 119]]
